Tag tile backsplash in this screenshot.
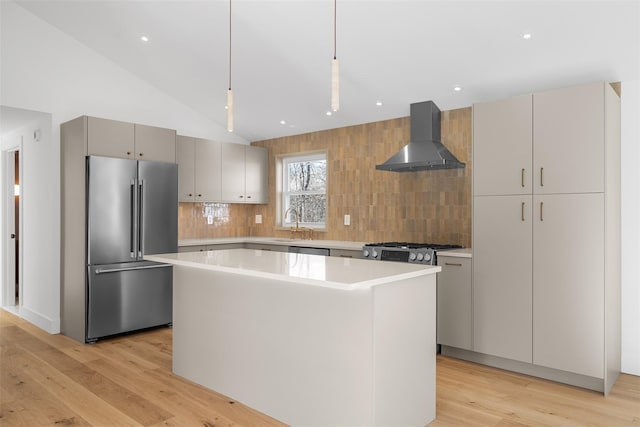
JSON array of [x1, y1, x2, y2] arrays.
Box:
[[179, 107, 472, 247]]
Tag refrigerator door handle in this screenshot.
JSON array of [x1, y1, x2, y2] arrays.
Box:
[[130, 180, 137, 258], [94, 263, 172, 274], [138, 179, 144, 258]]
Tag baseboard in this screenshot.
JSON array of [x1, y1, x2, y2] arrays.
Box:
[[17, 306, 61, 334], [441, 345, 605, 393]]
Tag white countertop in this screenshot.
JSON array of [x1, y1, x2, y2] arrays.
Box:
[[178, 237, 366, 251], [146, 249, 440, 291], [437, 248, 473, 258]]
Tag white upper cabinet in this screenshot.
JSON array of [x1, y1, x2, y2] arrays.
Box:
[[87, 116, 176, 163], [177, 136, 222, 202], [87, 117, 135, 159], [533, 82, 605, 194], [245, 146, 268, 204], [134, 124, 176, 163], [473, 94, 533, 196], [221, 143, 268, 204]]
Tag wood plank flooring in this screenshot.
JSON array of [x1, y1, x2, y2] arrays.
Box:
[[1, 309, 639, 426]]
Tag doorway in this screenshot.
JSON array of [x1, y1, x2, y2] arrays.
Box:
[[2, 148, 20, 310]]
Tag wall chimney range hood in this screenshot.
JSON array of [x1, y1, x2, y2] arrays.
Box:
[[376, 100, 465, 172]]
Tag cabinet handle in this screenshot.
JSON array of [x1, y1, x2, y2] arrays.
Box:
[[540, 167, 544, 187], [339, 255, 353, 258], [521, 168, 525, 188], [197, 194, 202, 197], [239, 195, 244, 198], [445, 262, 462, 267], [247, 195, 252, 199], [127, 151, 132, 156], [540, 201, 544, 221], [188, 193, 193, 197], [521, 202, 525, 222], [139, 152, 143, 157]]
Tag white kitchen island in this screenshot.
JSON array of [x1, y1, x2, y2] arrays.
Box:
[[145, 249, 440, 427]]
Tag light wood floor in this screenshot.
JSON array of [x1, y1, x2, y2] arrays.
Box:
[[1, 310, 639, 426]]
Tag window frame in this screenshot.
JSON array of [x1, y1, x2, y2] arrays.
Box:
[[278, 151, 328, 229]]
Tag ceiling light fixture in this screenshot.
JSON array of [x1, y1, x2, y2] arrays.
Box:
[[140, 36, 149, 42], [326, 111, 332, 116], [376, 101, 383, 106], [453, 85, 462, 92], [523, 33, 532, 39], [226, 0, 234, 132], [331, 0, 339, 112], [280, 120, 286, 125]]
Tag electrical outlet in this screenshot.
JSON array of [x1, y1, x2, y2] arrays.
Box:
[[344, 214, 350, 226], [255, 214, 262, 224]]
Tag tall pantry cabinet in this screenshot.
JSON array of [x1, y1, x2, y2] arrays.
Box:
[[470, 81, 620, 394]]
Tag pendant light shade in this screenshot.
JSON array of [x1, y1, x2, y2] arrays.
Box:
[[331, 58, 339, 112], [227, 0, 234, 132], [331, 0, 339, 112], [227, 88, 234, 132]]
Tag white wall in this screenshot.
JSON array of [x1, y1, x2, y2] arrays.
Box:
[[621, 79, 640, 375], [0, 0, 247, 333], [1, 111, 58, 332]]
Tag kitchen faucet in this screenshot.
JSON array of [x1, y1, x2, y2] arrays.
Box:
[[284, 207, 300, 231]]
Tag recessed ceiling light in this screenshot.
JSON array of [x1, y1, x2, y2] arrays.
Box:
[[523, 33, 532, 40], [224, 105, 228, 110], [280, 120, 286, 125], [376, 101, 383, 106], [326, 111, 332, 116], [140, 36, 149, 42], [453, 85, 462, 92]]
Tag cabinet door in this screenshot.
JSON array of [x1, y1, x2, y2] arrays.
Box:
[[533, 193, 604, 378], [473, 195, 532, 363], [437, 256, 472, 350], [177, 136, 195, 202], [134, 124, 176, 163], [533, 82, 604, 194], [245, 146, 268, 204], [194, 139, 222, 201], [221, 143, 246, 202], [87, 117, 134, 159], [473, 94, 532, 196]]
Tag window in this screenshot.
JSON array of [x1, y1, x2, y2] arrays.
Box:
[[281, 152, 327, 228]]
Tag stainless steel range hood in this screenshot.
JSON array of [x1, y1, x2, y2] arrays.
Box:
[[376, 101, 465, 172]]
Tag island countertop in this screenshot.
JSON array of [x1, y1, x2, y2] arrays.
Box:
[[145, 249, 440, 291]]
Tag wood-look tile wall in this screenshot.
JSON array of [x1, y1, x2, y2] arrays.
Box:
[[178, 107, 472, 247], [178, 202, 251, 239]]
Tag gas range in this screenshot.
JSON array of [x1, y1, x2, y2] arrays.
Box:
[[362, 242, 463, 265]]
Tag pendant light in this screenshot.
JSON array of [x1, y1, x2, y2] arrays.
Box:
[[227, 0, 234, 132], [331, 0, 339, 112]]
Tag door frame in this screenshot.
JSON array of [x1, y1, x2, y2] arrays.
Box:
[[2, 143, 23, 309]]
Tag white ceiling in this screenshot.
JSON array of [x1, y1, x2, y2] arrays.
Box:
[[14, 0, 640, 142]]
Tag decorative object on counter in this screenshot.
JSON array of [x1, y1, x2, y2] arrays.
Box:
[[331, 0, 339, 112], [226, 0, 234, 132]]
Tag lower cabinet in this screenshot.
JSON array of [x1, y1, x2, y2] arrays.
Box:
[[436, 256, 472, 350], [533, 193, 605, 378], [329, 249, 365, 259], [473, 195, 533, 363], [244, 243, 288, 252]]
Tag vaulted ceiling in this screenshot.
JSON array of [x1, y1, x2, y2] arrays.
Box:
[[14, 0, 640, 142]]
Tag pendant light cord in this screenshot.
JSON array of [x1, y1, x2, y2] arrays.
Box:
[[333, 0, 337, 60], [228, 0, 232, 90]]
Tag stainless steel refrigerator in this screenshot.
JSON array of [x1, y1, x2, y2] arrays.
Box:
[[86, 156, 177, 342]]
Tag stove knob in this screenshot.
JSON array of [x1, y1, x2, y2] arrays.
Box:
[[372, 249, 378, 258], [363, 249, 370, 258], [417, 253, 424, 261], [409, 252, 417, 261], [424, 253, 432, 262]]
